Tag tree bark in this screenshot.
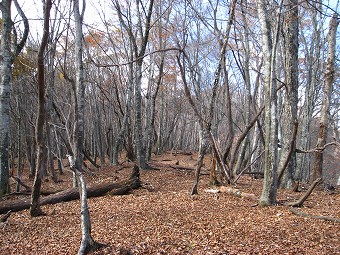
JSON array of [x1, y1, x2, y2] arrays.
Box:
[[0, 0, 13, 195], [257, 0, 281, 206], [72, 0, 86, 177], [278, 0, 299, 189]]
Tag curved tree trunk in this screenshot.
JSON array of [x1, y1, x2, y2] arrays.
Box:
[[30, 0, 52, 217]]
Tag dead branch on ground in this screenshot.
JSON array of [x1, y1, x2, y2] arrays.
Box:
[[286, 178, 322, 207], [289, 207, 340, 223], [0, 210, 11, 222]]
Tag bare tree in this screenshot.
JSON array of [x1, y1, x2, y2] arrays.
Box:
[[296, 1, 323, 182], [114, 0, 155, 169]]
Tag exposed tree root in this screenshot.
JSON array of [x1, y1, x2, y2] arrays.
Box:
[[286, 178, 321, 207], [289, 207, 340, 223], [0, 210, 11, 222]]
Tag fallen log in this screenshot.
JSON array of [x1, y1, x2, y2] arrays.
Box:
[[0, 178, 141, 214], [205, 186, 257, 201], [169, 165, 195, 171], [170, 150, 193, 156]]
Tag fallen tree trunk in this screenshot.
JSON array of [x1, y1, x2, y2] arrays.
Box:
[[0, 178, 140, 214], [205, 186, 257, 201]]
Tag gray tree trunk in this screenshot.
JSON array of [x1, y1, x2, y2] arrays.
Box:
[[0, 0, 29, 195], [257, 0, 281, 206], [0, 0, 12, 195], [72, 1, 101, 253], [278, 0, 299, 189], [312, 14, 339, 181], [72, 0, 86, 173]]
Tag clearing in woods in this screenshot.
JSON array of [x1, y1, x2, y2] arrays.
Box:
[[0, 152, 339, 254]]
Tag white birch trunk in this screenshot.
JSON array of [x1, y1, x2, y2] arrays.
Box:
[[0, 0, 12, 195]]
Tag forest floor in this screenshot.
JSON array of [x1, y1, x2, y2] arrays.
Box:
[[0, 152, 339, 255]]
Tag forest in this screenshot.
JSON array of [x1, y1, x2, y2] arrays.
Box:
[[0, 0, 339, 254]]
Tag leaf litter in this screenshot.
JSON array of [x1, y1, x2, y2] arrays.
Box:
[[0, 152, 339, 254]]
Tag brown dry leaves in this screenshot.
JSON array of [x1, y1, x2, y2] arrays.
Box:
[[0, 153, 339, 254]]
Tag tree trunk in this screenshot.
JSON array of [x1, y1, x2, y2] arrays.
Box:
[[233, 1, 252, 177], [0, 0, 12, 195], [311, 14, 339, 181], [30, 0, 52, 217], [278, 0, 299, 189], [0, 0, 29, 195], [191, 128, 208, 195], [257, 0, 280, 206], [0, 176, 141, 214]]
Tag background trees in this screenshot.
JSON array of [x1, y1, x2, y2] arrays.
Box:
[[1, 0, 339, 204]]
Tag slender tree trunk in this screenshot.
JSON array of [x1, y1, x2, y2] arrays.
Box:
[[30, 0, 52, 217], [191, 128, 208, 195], [134, 62, 147, 169], [72, 1, 101, 253], [72, 0, 86, 172], [114, 0, 154, 169], [311, 14, 339, 181], [16, 114, 23, 192], [233, 1, 252, 176]]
